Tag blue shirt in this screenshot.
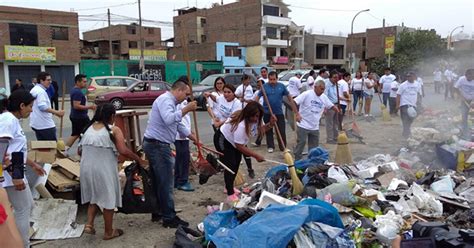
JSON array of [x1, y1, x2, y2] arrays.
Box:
[[324, 81, 338, 104], [144, 92, 190, 144], [70, 87, 88, 119], [258, 82, 289, 115]]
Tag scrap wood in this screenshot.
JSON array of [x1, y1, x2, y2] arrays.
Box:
[[47, 169, 79, 192], [53, 158, 80, 179]]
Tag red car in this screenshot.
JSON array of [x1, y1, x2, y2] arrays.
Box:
[[94, 80, 170, 110]]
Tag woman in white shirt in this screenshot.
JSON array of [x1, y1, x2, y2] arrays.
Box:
[[206, 77, 225, 131], [0, 90, 46, 247], [363, 72, 376, 117], [220, 102, 276, 203], [389, 75, 401, 116], [351, 71, 364, 115]]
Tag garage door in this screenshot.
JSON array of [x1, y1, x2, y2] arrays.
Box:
[[8, 65, 41, 90]]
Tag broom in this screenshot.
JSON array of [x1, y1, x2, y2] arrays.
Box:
[[334, 80, 353, 164], [378, 93, 391, 121], [259, 81, 304, 196], [56, 80, 66, 151]]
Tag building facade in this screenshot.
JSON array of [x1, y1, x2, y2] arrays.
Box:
[[0, 5, 80, 94], [304, 33, 347, 70]]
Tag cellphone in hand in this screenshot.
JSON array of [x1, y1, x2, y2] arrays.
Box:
[[11, 152, 24, 180]]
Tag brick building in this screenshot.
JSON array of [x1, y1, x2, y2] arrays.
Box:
[[170, 0, 303, 69], [0, 5, 80, 94], [304, 33, 347, 70]]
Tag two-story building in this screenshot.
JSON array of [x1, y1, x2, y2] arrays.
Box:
[[0, 5, 80, 94], [304, 33, 347, 71]]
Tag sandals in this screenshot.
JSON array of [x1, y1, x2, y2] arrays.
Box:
[[84, 224, 96, 235], [103, 229, 124, 240]]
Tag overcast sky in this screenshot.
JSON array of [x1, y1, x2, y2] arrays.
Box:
[[1, 0, 473, 40]]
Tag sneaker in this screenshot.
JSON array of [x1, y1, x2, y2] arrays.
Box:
[[248, 169, 255, 179], [177, 182, 195, 192], [251, 142, 260, 147], [267, 148, 274, 153], [162, 216, 189, 228], [226, 193, 239, 205]]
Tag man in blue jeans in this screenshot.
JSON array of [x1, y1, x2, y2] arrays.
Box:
[[143, 79, 198, 228]]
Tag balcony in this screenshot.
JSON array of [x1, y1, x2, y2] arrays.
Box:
[[262, 15, 291, 27], [262, 38, 288, 47]]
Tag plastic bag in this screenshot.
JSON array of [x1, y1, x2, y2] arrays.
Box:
[[317, 180, 367, 207], [374, 210, 403, 244], [407, 106, 417, 118], [430, 175, 455, 194], [327, 166, 349, 183], [406, 183, 443, 218]]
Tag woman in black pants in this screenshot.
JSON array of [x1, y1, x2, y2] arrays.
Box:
[[219, 102, 276, 204]]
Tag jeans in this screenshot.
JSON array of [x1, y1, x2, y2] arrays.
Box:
[[325, 108, 339, 142], [352, 90, 363, 112], [32, 127, 57, 141], [294, 127, 319, 161], [222, 138, 242, 195], [143, 139, 176, 221], [382, 93, 390, 107], [6, 185, 33, 248], [445, 81, 454, 99], [400, 105, 415, 138], [174, 140, 190, 186], [263, 113, 286, 150], [50, 97, 59, 111], [461, 101, 470, 139], [389, 97, 397, 114]]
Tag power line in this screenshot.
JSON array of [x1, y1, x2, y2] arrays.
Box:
[[289, 5, 360, 12], [72, 1, 137, 12]]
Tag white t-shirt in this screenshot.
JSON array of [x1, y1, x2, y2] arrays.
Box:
[[454, 76, 474, 101], [434, 71, 442, 81], [444, 69, 453, 82], [215, 96, 242, 121], [390, 81, 400, 98], [0, 112, 28, 188], [235, 84, 254, 106], [351, 78, 364, 91], [176, 100, 191, 140], [220, 120, 256, 148], [287, 76, 302, 97], [207, 91, 222, 117], [364, 78, 375, 95], [306, 75, 315, 90], [417, 77, 424, 86], [30, 84, 55, 130], [380, 74, 396, 93], [397, 81, 422, 107], [252, 90, 264, 105], [294, 91, 334, 131], [336, 79, 350, 106]]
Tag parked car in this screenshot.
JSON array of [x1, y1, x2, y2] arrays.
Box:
[[193, 73, 258, 109], [278, 70, 314, 87], [87, 76, 140, 101], [94, 80, 170, 110]]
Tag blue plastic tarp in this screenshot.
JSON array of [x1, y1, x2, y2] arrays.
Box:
[[204, 199, 343, 248]]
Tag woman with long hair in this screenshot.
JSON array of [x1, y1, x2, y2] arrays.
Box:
[[79, 103, 147, 240], [352, 71, 364, 114], [220, 102, 276, 203], [206, 76, 225, 130], [363, 72, 376, 117], [0, 90, 45, 247]]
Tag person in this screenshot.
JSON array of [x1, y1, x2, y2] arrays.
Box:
[[220, 101, 276, 203], [379, 67, 396, 107], [415, 73, 425, 111], [11, 79, 25, 93], [66, 74, 96, 148], [287, 71, 303, 98], [454, 69, 474, 139], [260, 67, 269, 83], [256, 71, 300, 153], [0, 90, 46, 247], [351, 71, 364, 114], [251, 78, 265, 147], [433, 68, 442, 94], [79, 103, 146, 240], [143, 79, 198, 228], [206, 77, 225, 131], [306, 70, 315, 90], [0, 188, 24, 247], [29, 72, 65, 140], [204, 84, 242, 154], [49, 80, 59, 111], [363, 72, 376, 117], [174, 99, 194, 191], [315, 69, 328, 87], [389, 75, 401, 116], [325, 71, 343, 144], [294, 80, 339, 160], [26, 78, 36, 92], [396, 72, 422, 138], [444, 67, 455, 100], [337, 72, 351, 129]]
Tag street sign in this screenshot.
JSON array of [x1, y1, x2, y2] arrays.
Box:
[[385, 36, 395, 55]]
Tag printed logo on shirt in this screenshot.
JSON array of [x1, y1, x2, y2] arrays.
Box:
[[310, 99, 324, 114]]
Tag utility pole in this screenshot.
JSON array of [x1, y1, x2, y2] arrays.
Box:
[[349, 9, 370, 75], [138, 0, 145, 73], [108, 8, 114, 76]]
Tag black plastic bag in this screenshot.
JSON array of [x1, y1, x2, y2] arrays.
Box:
[[173, 225, 203, 248], [118, 162, 159, 214]]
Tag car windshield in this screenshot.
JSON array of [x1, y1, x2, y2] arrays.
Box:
[[199, 74, 223, 86], [280, 72, 296, 81]]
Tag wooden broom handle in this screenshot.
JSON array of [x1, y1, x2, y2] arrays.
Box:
[[59, 80, 66, 138], [259, 81, 286, 150]]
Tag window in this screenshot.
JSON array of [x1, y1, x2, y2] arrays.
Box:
[[151, 82, 166, 91], [266, 47, 277, 60], [200, 18, 207, 27], [107, 78, 124, 87], [280, 48, 288, 57], [263, 5, 279, 16], [362, 51, 366, 59], [145, 41, 154, 48], [127, 26, 136, 35], [125, 79, 137, 87], [362, 38, 366, 47], [224, 46, 242, 57], [129, 41, 138, 48], [9, 23, 38, 46], [51, 26, 69, 40], [316, 44, 328, 59], [133, 82, 146, 92], [147, 28, 154, 35], [266, 27, 277, 39], [201, 35, 207, 43], [333, 45, 344, 59], [95, 79, 107, 86]]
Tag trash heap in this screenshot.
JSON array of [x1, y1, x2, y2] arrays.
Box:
[[174, 130, 474, 247]]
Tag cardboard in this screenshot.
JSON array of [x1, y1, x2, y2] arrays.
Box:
[[29, 141, 57, 163], [53, 158, 80, 180], [47, 169, 79, 192]]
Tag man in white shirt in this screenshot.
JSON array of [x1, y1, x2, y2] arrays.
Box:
[[433, 68, 442, 94], [444, 68, 454, 100], [454, 69, 474, 139], [293, 80, 338, 160], [337, 72, 351, 130], [29, 72, 65, 140], [287, 72, 303, 98], [396, 72, 422, 138], [379, 67, 396, 108], [260, 67, 269, 83], [305, 70, 316, 90], [315, 69, 328, 88]]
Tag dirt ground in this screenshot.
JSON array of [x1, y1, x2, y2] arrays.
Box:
[[38, 85, 460, 248]]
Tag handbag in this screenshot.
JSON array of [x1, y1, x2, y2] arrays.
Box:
[[118, 162, 159, 214]]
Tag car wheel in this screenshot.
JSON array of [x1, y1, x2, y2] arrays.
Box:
[[111, 98, 124, 110]]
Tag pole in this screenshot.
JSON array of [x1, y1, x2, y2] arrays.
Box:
[[349, 9, 370, 75], [107, 8, 114, 76], [448, 25, 464, 50], [382, 18, 386, 66], [138, 0, 145, 73], [388, 53, 391, 68]]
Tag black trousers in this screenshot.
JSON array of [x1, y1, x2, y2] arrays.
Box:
[[263, 113, 286, 150], [222, 138, 242, 196], [51, 97, 59, 110]]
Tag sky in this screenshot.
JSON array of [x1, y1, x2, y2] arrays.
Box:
[[1, 0, 473, 40]]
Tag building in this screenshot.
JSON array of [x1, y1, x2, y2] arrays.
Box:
[[304, 33, 347, 70], [0, 5, 80, 94], [82, 24, 166, 62], [170, 0, 303, 71]]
